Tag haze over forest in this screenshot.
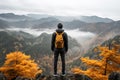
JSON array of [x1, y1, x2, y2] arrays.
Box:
[[0, 0, 120, 79]]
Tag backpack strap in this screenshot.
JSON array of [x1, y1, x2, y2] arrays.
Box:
[[55, 32, 64, 35]]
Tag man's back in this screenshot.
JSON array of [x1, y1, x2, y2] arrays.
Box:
[[51, 23, 68, 76], [51, 27, 68, 52]]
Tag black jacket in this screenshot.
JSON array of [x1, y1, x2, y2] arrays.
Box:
[[51, 28, 68, 52]]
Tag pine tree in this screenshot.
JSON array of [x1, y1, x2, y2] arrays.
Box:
[[0, 51, 42, 80], [72, 44, 120, 80]]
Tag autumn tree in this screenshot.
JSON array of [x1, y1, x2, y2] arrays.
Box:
[[0, 51, 42, 80], [72, 44, 120, 80]]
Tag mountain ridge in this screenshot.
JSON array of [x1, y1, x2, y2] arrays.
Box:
[[0, 13, 114, 23], [0, 13, 33, 22], [79, 16, 113, 23]]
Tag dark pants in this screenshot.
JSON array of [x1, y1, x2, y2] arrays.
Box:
[[54, 48, 65, 74]]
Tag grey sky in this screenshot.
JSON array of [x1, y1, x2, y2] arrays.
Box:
[[0, 0, 120, 20]]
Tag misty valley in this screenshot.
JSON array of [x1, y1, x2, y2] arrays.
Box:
[[0, 13, 120, 80]]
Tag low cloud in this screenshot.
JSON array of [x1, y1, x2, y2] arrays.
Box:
[[0, 0, 120, 20], [1, 28, 96, 44]]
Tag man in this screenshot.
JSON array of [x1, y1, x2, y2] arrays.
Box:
[[51, 23, 68, 76]]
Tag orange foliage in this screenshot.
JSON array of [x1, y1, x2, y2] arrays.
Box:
[[81, 57, 103, 68], [72, 44, 120, 80], [0, 51, 42, 80]]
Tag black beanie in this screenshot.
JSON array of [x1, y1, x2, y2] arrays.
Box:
[[57, 23, 63, 29]]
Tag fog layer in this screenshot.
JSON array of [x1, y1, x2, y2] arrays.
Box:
[[0, 28, 96, 44]]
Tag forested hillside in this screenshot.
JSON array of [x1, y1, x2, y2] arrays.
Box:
[[0, 13, 120, 80]]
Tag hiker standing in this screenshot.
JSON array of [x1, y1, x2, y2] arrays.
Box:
[[51, 23, 68, 76]]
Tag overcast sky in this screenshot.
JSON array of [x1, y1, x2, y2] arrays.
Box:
[[0, 0, 120, 20]]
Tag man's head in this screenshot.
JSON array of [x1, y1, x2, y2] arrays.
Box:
[[57, 23, 63, 29]]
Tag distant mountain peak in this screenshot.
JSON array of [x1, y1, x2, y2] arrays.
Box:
[[0, 13, 33, 21], [79, 16, 114, 23], [0, 13, 23, 18]]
